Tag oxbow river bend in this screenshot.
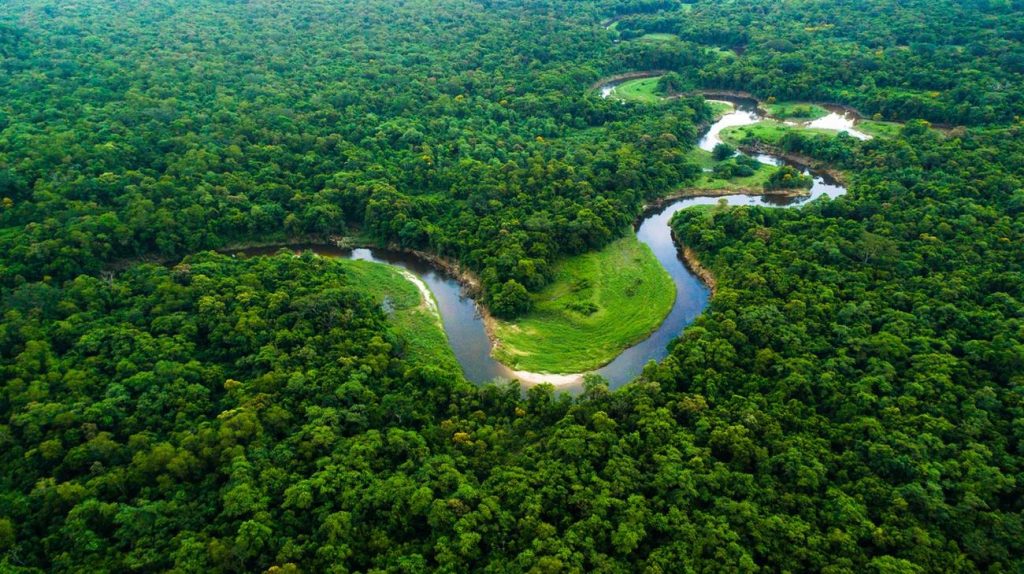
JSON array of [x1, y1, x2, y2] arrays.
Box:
[[246, 95, 848, 391]]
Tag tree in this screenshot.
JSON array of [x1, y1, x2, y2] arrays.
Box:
[[713, 142, 737, 161], [764, 165, 812, 190], [490, 279, 531, 318], [656, 72, 684, 96]]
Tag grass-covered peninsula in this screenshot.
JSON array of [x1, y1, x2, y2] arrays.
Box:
[[491, 237, 674, 373], [607, 76, 665, 103]]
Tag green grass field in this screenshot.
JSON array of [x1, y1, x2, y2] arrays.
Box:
[[340, 259, 461, 374], [857, 120, 903, 138], [706, 46, 737, 60], [765, 101, 829, 121], [720, 120, 838, 147], [610, 76, 664, 103], [492, 237, 675, 373], [638, 33, 678, 42]]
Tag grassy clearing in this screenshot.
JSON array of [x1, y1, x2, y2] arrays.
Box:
[[686, 148, 778, 191], [720, 121, 792, 146], [610, 76, 664, 103], [340, 259, 461, 374], [706, 46, 736, 59], [638, 32, 678, 42], [492, 236, 675, 373], [857, 120, 903, 138], [720, 120, 837, 147], [686, 148, 719, 170], [765, 101, 829, 121], [859, 119, 946, 138], [724, 117, 931, 144]]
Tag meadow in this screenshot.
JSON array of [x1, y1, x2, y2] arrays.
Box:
[[491, 237, 674, 373], [609, 76, 665, 103]]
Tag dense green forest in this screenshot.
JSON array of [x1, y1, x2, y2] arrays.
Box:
[[610, 0, 1024, 123], [1, 0, 1023, 572]]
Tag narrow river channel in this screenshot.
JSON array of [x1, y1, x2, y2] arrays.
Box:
[[244, 93, 847, 391]]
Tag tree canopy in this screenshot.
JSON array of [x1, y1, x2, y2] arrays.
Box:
[[1, 0, 1022, 571]]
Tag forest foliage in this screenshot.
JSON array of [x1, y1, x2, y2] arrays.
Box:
[[1, 0, 1023, 572]]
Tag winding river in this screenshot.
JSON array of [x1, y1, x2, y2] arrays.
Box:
[[244, 93, 847, 391]]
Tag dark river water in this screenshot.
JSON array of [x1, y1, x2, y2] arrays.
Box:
[[242, 95, 847, 391]]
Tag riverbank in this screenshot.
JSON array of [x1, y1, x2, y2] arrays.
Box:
[[680, 245, 717, 295], [303, 243, 597, 387], [597, 74, 879, 131], [395, 247, 482, 297], [634, 186, 808, 227], [141, 236, 591, 387], [598, 80, 804, 222], [590, 70, 667, 91], [738, 143, 848, 186], [340, 258, 459, 372], [607, 76, 665, 103]]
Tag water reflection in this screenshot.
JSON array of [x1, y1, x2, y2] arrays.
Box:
[[807, 109, 872, 140]]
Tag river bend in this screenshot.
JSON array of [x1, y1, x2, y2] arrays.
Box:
[[245, 94, 847, 390]]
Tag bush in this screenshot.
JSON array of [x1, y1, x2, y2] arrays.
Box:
[[712, 158, 755, 178], [656, 72, 684, 96], [764, 165, 813, 190], [713, 142, 737, 161]]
